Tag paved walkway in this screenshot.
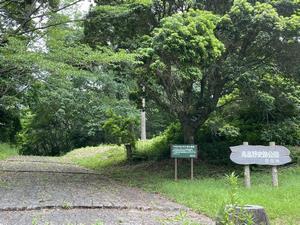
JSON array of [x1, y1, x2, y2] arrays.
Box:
[[0, 156, 214, 225]]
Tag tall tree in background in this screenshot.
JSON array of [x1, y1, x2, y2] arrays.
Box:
[[1, 0, 299, 153], [0, 0, 140, 153], [84, 0, 235, 50], [84, 0, 299, 144], [139, 10, 225, 143], [0, 0, 83, 142], [138, 0, 299, 143]]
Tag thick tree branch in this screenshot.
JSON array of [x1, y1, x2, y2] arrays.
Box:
[[2, 0, 86, 36], [14, 0, 43, 34], [29, 0, 85, 20]]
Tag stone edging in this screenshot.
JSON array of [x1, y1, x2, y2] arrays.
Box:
[[4, 159, 75, 165], [0, 169, 101, 175], [0, 205, 184, 213]]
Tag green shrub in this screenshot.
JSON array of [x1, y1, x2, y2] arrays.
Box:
[[261, 118, 300, 146], [199, 141, 236, 165], [289, 146, 300, 164], [238, 123, 264, 145], [134, 122, 239, 164], [102, 111, 139, 146], [197, 120, 240, 165], [135, 135, 168, 160], [17, 73, 139, 156], [134, 117, 300, 165], [134, 122, 183, 160], [0, 107, 21, 143], [0, 143, 18, 160]]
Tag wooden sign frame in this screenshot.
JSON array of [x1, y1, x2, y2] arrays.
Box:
[[230, 142, 291, 187], [171, 145, 198, 181]]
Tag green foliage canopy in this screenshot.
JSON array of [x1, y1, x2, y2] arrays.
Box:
[[137, 0, 299, 143]]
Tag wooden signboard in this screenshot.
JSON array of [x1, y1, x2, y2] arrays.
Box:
[[171, 145, 197, 158], [230, 142, 291, 188], [171, 145, 197, 180], [230, 145, 291, 166]]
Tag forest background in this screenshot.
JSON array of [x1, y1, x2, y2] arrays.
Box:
[[0, 0, 299, 164]]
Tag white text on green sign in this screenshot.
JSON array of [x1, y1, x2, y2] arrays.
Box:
[[171, 145, 197, 158]]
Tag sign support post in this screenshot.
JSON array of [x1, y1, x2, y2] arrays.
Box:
[[230, 142, 291, 188], [191, 158, 194, 180], [270, 142, 278, 187], [243, 142, 251, 188], [171, 145, 197, 181], [141, 86, 146, 140], [175, 158, 178, 181]]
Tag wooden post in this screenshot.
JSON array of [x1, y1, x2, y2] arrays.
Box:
[[141, 111, 146, 140], [125, 143, 132, 161], [243, 142, 251, 188], [270, 142, 278, 187], [191, 158, 194, 180], [141, 86, 146, 140], [175, 158, 178, 181]]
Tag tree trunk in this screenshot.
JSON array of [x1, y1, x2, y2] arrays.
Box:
[[182, 121, 196, 144], [125, 143, 132, 160]]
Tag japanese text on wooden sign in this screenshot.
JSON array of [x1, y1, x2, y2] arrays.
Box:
[[230, 145, 291, 166]]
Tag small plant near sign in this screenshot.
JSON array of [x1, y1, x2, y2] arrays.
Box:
[[216, 172, 254, 225], [159, 211, 201, 225]]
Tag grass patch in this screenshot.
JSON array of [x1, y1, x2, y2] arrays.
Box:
[[134, 136, 169, 160], [0, 143, 19, 160], [63, 145, 126, 171], [68, 143, 300, 225]]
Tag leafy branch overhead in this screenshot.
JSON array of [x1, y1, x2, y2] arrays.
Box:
[[0, 0, 89, 41]]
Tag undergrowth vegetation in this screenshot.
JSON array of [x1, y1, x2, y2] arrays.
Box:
[[0, 143, 18, 160], [65, 143, 300, 225]]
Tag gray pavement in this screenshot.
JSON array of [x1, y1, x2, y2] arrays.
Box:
[[0, 156, 214, 225]]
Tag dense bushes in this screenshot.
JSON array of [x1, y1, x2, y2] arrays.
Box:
[[0, 107, 21, 143], [134, 116, 300, 165], [134, 122, 183, 160], [102, 111, 139, 146], [0, 143, 18, 160], [198, 116, 300, 164], [18, 74, 139, 156], [261, 118, 300, 146], [289, 146, 300, 164]]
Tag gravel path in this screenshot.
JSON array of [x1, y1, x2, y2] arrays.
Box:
[[0, 156, 214, 225]]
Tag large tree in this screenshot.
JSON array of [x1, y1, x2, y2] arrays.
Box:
[[0, 0, 139, 150], [138, 0, 299, 143], [84, 0, 235, 49]]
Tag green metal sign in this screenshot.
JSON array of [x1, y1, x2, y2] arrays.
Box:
[[171, 145, 197, 158]]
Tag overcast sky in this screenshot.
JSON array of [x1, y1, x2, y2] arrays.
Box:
[[30, 0, 95, 51], [70, 0, 95, 16]]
